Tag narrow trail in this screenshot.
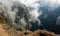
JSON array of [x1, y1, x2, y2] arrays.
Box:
[[0, 24, 9, 36]]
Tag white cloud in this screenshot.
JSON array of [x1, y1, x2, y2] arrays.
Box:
[[19, 0, 38, 6], [18, 0, 60, 19], [1, 0, 60, 21], [19, 0, 40, 19], [40, 0, 60, 10]]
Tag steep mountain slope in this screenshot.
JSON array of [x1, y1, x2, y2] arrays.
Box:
[[0, 24, 9, 36]]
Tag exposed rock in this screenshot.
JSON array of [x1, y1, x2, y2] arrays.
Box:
[[18, 30, 59, 36]]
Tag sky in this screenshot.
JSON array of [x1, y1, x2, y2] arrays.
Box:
[[1, 0, 60, 20], [19, 0, 60, 17]]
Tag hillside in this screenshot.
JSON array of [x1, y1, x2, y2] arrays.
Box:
[[0, 23, 59, 36], [0, 24, 9, 36], [0, 16, 59, 36]]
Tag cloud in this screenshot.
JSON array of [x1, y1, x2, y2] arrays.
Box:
[[40, 0, 60, 11], [19, 0, 40, 20], [1, 0, 60, 19], [1, 0, 60, 30], [19, 0, 38, 6], [18, 0, 60, 19]]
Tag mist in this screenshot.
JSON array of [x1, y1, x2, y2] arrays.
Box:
[[0, 0, 60, 33]]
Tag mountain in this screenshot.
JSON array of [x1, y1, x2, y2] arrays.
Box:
[[38, 6, 60, 34]]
